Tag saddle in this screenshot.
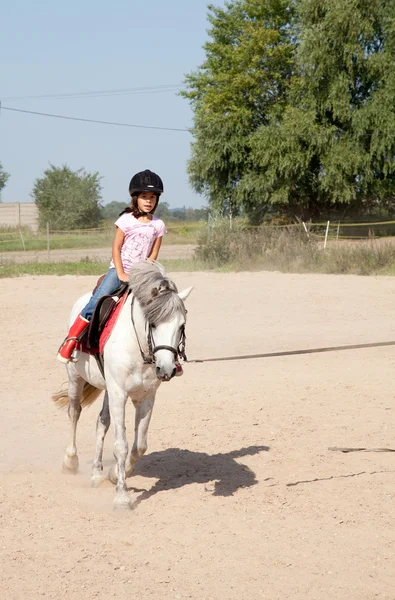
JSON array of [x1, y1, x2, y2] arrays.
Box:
[[85, 277, 130, 352]]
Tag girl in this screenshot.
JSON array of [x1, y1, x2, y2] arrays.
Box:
[[57, 169, 171, 365]]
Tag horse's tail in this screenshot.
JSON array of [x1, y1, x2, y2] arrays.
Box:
[[52, 382, 103, 409], [80, 383, 103, 408]]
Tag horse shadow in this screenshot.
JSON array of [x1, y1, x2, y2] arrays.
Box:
[[126, 445, 270, 507]]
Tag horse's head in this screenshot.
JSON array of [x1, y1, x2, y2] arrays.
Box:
[[129, 261, 193, 381], [150, 285, 193, 381]]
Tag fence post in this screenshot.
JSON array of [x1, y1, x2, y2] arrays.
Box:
[[302, 222, 310, 239], [324, 220, 330, 249], [336, 221, 340, 240], [19, 228, 26, 251], [15, 202, 21, 227], [46, 223, 50, 261]]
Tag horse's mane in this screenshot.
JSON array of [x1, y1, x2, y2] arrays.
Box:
[[128, 261, 185, 325]]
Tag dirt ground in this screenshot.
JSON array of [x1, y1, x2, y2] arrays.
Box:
[[0, 243, 196, 264], [1, 271, 395, 600]]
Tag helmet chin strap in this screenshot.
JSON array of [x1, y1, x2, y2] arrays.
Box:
[[134, 209, 153, 217]]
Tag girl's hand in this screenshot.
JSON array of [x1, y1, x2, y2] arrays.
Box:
[[117, 272, 129, 283]]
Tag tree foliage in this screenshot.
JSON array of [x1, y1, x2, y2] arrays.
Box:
[[184, 0, 395, 220], [100, 200, 208, 222], [0, 162, 10, 201], [154, 201, 171, 219], [182, 0, 296, 216], [32, 165, 103, 230], [101, 201, 128, 220]]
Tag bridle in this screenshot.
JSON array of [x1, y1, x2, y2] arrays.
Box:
[[130, 295, 187, 365]]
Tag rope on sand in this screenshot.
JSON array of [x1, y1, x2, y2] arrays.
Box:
[[328, 447, 395, 453]]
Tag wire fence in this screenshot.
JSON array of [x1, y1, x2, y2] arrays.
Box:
[[0, 221, 202, 254], [0, 225, 114, 252], [267, 220, 395, 240], [1, 218, 395, 254], [205, 217, 395, 246]]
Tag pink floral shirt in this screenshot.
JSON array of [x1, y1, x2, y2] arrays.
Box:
[[110, 213, 167, 273]]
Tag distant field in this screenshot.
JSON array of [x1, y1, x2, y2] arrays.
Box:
[[0, 220, 202, 253]]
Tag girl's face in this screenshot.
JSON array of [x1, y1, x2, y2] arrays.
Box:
[[137, 192, 157, 214]]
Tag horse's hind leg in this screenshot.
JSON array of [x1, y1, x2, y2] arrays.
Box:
[[62, 370, 85, 474], [91, 392, 111, 486]]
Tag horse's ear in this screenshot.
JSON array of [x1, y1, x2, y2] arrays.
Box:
[[178, 286, 194, 302]]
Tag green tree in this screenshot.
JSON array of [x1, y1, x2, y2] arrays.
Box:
[[184, 0, 395, 221], [182, 0, 296, 216], [247, 0, 395, 219], [32, 165, 103, 230], [155, 201, 170, 219], [191, 207, 209, 221], [101, 201, 128, 220], [0, 162, 10, 201]]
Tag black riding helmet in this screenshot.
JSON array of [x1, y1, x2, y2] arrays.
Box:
[[129, 169, 164, 196], [119, 169, 164, 217]]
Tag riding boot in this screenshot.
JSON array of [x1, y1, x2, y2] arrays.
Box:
[[57, 314, 89, 364]]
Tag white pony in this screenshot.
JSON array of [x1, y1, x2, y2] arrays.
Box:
[[52, 261, 193, 509]]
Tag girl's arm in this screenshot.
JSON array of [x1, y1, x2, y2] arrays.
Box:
[[147, 237, 163, 261], [112, 227, 129, 282]]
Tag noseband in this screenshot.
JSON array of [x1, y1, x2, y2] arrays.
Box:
[[130, 295, 187, 365]]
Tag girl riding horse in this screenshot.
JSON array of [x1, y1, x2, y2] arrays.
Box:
[[57, 169, 183, 375]]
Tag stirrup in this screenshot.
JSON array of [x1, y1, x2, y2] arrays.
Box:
[[58, 335, 79, 352], [70, 347, 81, 363], [57, 335, 81, 364]]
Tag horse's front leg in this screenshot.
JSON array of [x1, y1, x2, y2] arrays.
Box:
[[91, 392, 111, 486], [107, 380, 131, 509], [62, 370, 85, 474], [125, 396, 155, 478]]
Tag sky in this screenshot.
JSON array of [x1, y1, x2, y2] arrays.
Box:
[[0, 0, 226, 209]]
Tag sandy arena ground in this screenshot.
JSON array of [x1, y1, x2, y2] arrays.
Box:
[[1, 271, 395, 599]]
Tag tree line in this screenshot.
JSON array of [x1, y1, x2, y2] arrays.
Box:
[[102, 201, 208, 222], [182, 0, 395, 222], [0, 163, 207, 230]]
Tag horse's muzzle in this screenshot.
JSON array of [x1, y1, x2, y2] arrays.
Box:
[[156, 366, 176, 382]]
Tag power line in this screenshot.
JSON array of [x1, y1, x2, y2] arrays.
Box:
[[2, 104, 379, 139], [2, 84, 185, 102], [0, 105, 191, 133]]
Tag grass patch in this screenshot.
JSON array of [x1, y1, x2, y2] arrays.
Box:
[[0, 231, 114, 252], [196, 218, 395, 275], [3, 221, 395, 277], [0, 221, 201, 252], [0, 261, 108, 278], [375, 263, 395, 276], [0, 258, 212, 278]]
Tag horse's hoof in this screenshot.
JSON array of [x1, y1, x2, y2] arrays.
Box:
[[108, 464, 118, 485], [90, 474, 105, 488], [113, 493, 132, 511], [91, 464, 105, 487], [62, 454, 79, 474]]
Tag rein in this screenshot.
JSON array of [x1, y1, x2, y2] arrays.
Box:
[[130, 295, 187, 365]]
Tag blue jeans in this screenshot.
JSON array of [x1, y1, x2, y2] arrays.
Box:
[[81, 268, 122, 320]]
